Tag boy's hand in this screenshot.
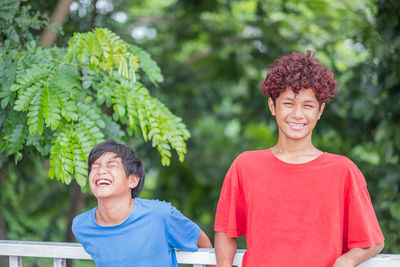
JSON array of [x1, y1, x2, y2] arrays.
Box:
[[332, 255, 355, 267], [332, 241, 384, 267]]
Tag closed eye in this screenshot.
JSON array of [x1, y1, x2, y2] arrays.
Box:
[[108, 163, 120, 167]]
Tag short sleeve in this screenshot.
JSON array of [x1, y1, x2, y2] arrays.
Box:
[[214, 158, 247, 238], [167, 205, 200, 251], [71, 209, 96, 257], [343, 163, 384, 251], [71, 217, 81, 243]]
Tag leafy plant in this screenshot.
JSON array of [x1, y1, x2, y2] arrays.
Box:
[[0, 4, 190, 188]]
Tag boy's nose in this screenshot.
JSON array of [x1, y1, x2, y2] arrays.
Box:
[[97, 166, 108, 174], [291, 106, 304, 119]]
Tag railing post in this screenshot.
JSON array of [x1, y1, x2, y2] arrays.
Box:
[[9, 256, 22, 267], [53, 258, 66, 267]]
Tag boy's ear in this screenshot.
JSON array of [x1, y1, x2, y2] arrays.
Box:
[[268, 97, 276, 116], [317, 103, 326, 120], [128, 174, 140, 189]]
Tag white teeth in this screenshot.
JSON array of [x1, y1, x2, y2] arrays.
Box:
[[288, 122, 305, 128], [96, 179, 112, 186]]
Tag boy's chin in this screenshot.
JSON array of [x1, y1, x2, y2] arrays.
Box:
[[91, 189, 113, 199]]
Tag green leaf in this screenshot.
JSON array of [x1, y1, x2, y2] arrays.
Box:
[[128, 44, 164, 86]]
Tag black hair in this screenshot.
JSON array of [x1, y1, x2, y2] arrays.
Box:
[[88, 140, 145, 198]]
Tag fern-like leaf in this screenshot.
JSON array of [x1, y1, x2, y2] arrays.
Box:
[[67, 28, 139, 81], [49, 127, 74, 184], [128, 44, 164, 87], [26, 86, 44, 135], [41, 86, 60, 130], [110, 79, 190, 165], [0, 111, 28, 163], [11, 65, 49, 94]]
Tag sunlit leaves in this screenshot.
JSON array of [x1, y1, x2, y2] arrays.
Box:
[[128, 44, 164, 86], [67, 28, 139, 81], [49, 120, 101, 187]]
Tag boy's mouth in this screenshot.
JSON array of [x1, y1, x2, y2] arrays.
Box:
[[287, 122, 306, 129], [95, 178, 112, 186]]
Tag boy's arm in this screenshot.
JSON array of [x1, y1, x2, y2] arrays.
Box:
[[197, 229, 213, 248], [215, 231, 237, 267], [333, 241, 384, 267], [197, 229, 215, 267]]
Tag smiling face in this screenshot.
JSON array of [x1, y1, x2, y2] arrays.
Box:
[[89, 152, 139, 200], [268, 88, 325, 143]]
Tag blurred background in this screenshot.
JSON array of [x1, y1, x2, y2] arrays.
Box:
[[1, 0, 399, 266]]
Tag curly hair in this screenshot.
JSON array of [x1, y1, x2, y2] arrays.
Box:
[[261, 51, 338, 103]]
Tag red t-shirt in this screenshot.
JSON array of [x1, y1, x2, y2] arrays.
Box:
[[214, 149, 384, 267]]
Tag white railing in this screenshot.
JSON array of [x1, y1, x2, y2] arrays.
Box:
[[0, 240, 399, 267], [0, 240, 242, 267]]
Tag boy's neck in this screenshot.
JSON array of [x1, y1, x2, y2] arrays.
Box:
[[271, 138, 322, 164], [95, 197, 135, 226]]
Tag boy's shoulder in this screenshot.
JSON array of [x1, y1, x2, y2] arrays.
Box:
[[234, 149, 271, 163], [73, 207, 95, 224], [137, 198, 173, 208], [135, 198, 173, 216], [72, 207, 96, 236], [320, 152, 360, 169]]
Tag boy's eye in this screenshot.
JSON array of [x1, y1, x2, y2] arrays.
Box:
[[284, 102, 293, 106], [304, 105, 314, 108]]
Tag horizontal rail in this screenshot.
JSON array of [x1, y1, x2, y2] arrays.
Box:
[[0, 240, 244, 266], [0, 240, 91, 259], [1, 240, 400, 266]]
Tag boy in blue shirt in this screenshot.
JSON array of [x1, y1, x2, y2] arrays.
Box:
[[72, 140, 213, 267]]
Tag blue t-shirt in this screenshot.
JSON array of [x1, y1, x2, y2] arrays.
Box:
[[72, 198, 200, 267]]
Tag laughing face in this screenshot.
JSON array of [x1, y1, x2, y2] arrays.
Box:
[[89, 152, 139, 200], [268, 88, 325, 143]]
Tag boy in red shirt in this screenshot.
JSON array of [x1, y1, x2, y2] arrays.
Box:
[[214, 51, 384, 267]]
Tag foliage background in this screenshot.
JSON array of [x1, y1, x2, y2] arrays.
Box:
[[1, 0, 400, 265]]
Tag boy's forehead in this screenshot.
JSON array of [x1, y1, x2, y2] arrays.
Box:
[[279, 87, 318, 101], [95, 152, 121, 163]]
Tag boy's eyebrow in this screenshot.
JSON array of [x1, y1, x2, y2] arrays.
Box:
[[108, 156, 121, 163], [283, 97, 317, 103], [283, 97, 294, 101], [92, 156, 121, 165]]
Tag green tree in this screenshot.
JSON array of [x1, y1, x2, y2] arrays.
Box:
[[333, 0, 400, 252]]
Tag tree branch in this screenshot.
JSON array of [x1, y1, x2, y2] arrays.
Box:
[[40, 0, 75, 47]]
